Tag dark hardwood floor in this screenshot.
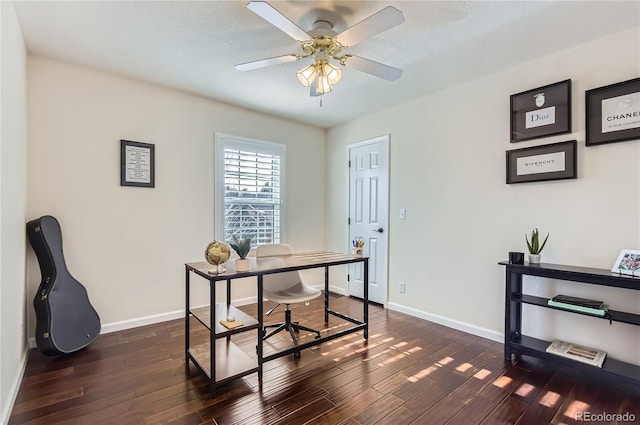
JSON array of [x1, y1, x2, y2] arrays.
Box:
[[9, 295, 639, 424]]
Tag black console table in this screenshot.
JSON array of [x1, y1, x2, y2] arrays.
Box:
[[499, 261, 640, 390]]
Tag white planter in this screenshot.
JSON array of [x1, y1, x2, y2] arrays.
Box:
[[528, 254, 541, 264], [235, 258, 250, 272]]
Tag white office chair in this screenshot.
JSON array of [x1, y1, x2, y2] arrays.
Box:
[[256, 244, 321, 353]]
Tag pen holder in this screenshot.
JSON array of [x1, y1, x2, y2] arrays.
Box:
[[351, 247, 363, 257]]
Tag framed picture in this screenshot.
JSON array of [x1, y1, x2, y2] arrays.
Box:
[[120, 140, 155, 188], [611, 249, 640, 276], [510, 79, 571, 142], [585, 77, 640, 146], [506, 140, 576, 184]]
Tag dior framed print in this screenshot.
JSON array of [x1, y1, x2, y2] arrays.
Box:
[[506, 140, 576, 184], [510, 80, 571, 142], [586, 77, 640, 146], [120, 140, 155, 188]]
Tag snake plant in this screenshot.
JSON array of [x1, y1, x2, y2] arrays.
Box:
[[229, 234, 252, 259], [525, 228, 549, 255]]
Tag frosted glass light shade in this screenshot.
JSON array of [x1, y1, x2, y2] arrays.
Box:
[[323, 62, 342, 85], [296, 64, 317, 87]]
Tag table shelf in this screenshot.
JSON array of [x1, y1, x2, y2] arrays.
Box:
[[188, 340, 258, 383], [500, 261, 640, 392], [190, 304, 259, 337]]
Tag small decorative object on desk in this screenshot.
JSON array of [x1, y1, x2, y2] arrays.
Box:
[[229, 234, 252, 272], [205, 240, 230, 274], [546, 339, 607, 368], [219, 318, 243, 329], [525, 228, 549, 264], [611, 249, 640, 277], [352, 238, 364, 257]]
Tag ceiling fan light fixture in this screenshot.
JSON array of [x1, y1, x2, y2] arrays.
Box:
[[316, 72, 332, 94], [322, 62, 342, 85], [296, 64, 317, 87]]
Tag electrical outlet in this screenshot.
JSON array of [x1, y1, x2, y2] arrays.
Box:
[[399, 282, 406, 293]]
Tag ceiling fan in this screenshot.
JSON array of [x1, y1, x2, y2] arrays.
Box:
[[235, 1, 405, 97]]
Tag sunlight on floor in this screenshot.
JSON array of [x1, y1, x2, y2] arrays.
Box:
[[539, 390, 561, 407], [492, 376, 513, 388], [473, 368, 492, 380], [563, 400, 590, 419], [515, 383, 535, 397], [456, 362, 473, 373]]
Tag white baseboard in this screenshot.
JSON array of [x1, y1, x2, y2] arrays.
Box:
[[387, 302, 503, 343], [1, 343, 30, 425]]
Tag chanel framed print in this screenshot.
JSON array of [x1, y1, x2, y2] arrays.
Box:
[[120, 140, 155, 188], [506, 140, 576, 184], [510, 79, 571, 142], [586, 77, 640, 146]]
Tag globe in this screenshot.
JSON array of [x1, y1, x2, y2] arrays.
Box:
[[205, 240, 230, 274]]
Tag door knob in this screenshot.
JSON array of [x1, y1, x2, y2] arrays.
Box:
[[374, 227, 384, 233]]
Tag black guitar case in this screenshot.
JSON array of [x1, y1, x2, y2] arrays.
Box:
[[27, 215, 101, 356]]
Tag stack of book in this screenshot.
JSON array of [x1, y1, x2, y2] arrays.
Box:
[[546, 340, 607, 368], [547, 294, 608, 316]]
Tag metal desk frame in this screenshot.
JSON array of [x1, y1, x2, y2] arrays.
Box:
[[185, 252, 369, 394]]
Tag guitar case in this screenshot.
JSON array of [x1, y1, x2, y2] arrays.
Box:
[[27, 215, 101, 356]]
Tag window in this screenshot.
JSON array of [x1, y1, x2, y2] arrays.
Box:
[[215, 134, 285, 247]]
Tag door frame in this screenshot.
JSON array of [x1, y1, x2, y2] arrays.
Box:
[[346, 134, 390, 306]]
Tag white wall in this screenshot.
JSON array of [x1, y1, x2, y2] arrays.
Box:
[[0, 2, 29, 424], [327, 27, 640, 365], [27, 56, 326, 333]]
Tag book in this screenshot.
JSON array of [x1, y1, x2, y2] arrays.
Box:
[[545, 340, 606, 368], [219, 319, 243, 329], [547, 299, 608, 316], [551, 294, 605, 309]]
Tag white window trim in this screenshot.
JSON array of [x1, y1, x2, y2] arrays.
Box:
[[214, 132, 286, 244]]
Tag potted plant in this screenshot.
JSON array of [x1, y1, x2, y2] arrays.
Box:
[[229, 234, 252, 272], [525, 228, 549, 264]]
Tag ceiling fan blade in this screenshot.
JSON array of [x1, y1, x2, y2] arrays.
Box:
[[337, 6, 404, 47], [246, 1, 310, 41], [345, 55, 403, 81], [235, 54, 298, 71]]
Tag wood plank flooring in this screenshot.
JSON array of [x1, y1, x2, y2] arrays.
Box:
[[9, 295, 639, 424]]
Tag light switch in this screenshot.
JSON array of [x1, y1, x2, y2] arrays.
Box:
[[399, 208, 406, 220]]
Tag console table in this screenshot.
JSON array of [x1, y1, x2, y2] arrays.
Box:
[[500, 261, 640, 390], [186, 252, 369, 394]]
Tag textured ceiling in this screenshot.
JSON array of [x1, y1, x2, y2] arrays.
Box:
[[13, 1, 640, 128]]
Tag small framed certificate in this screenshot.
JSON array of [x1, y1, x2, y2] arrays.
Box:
[[120, 140, 155, 188], [510, 80, 571, 143], [586, 77, 640, 146], [506, 140, 576, 184]]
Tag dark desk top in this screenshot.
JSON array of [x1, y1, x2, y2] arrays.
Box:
[[187, 251, 367, 281]]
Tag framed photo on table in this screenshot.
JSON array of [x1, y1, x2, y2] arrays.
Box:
[[510, 79, 571, 142], [120, 140, 155, 188], [506, 140, 576, 184], [586, 77, 640, 146], [611, 249, 640, 276]]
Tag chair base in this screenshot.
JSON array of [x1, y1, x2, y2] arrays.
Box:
[[263, 305, 321, 356]]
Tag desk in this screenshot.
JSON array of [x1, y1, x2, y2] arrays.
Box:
[[185, 251, 369, 394]]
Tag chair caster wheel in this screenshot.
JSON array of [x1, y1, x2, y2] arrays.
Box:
[[315, 334, 321, 340], [294, 351, 301, 359]]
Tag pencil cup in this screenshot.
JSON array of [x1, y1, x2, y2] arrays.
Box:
[[352, 247, 363, 257]]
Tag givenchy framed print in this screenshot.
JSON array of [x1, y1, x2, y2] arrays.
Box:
[[510, 79, 571, 142], [120, 140, 155, 188], [586, 77, 640, 146], [506, 140, 576, 184]]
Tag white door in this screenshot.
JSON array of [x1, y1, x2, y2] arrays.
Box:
[[348, 136, 389, 305]]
